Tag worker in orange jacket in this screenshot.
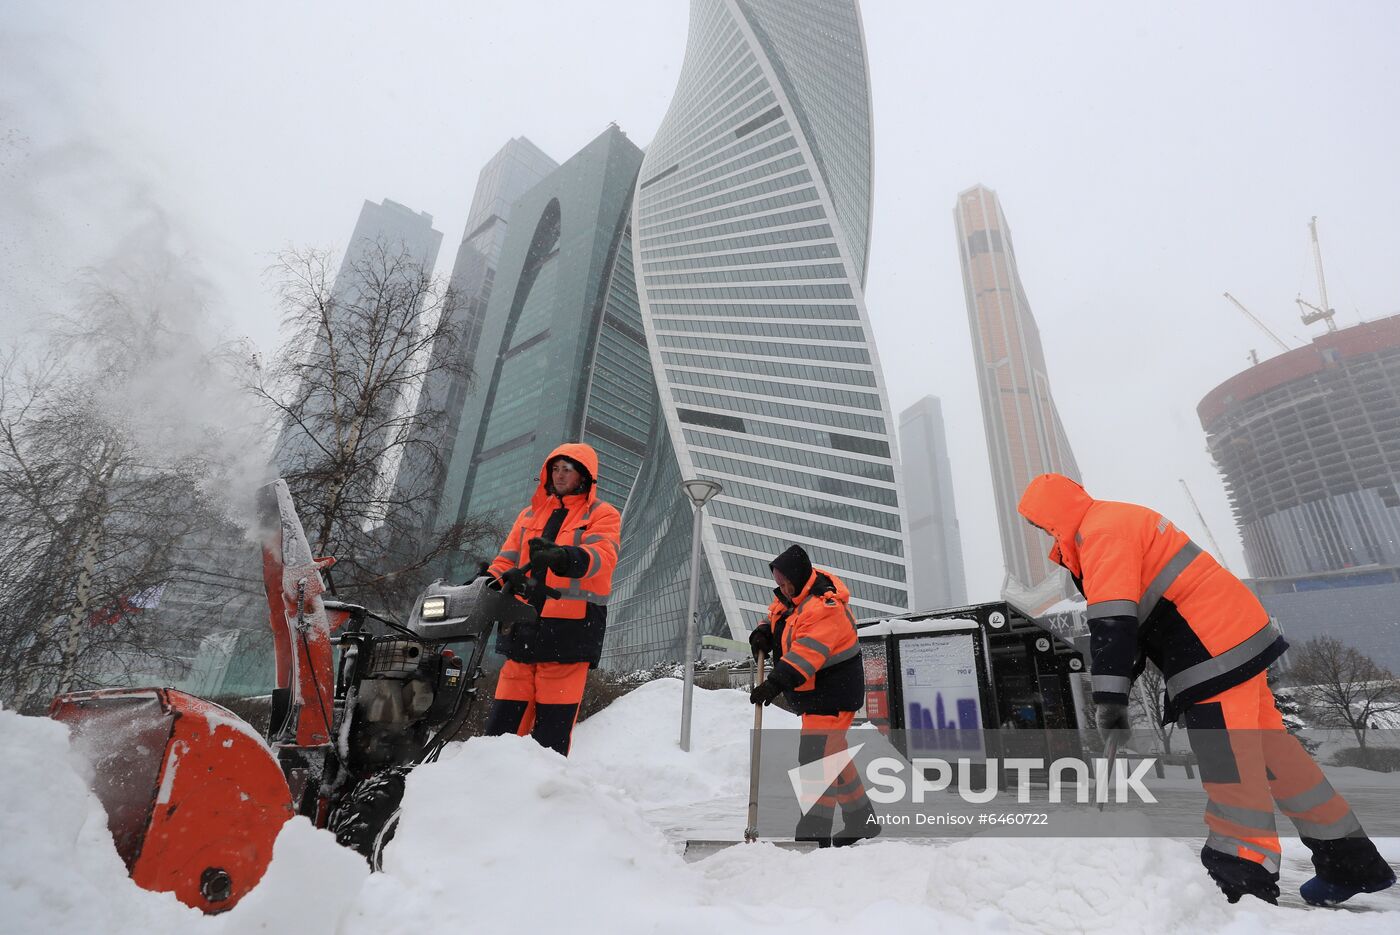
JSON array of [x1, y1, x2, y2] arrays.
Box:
[[749, 545, 877, 847], [1019, 473, 1394, 906], [481, 443, 620, 756]]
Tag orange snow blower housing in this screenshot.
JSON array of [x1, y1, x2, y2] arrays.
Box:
[[48, 688, 295, 912]]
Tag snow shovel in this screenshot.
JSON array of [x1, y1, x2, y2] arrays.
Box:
[[743, 650, 766, 843], [684, 652, 820, 859]]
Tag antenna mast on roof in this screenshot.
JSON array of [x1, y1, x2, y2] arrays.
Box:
[[1296, 216, 1339, 333]]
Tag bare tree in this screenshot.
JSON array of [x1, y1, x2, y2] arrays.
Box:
[[246, 241, 499, 612], [1130, 663, 1176, 755], [1284, 636, 1400, 753], [0, 257, 231, 710], [1267, 666, 1320, 754]]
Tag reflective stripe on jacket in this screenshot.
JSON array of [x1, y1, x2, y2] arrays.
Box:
[[765, 568, 864, 714], [1017, 473, 1286, 720]]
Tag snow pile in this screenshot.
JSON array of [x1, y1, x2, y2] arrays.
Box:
[[0, 707, 200, 934], [0, 705, 368, 935], [4, 683, 1399, 935], [347, 735, 703, 934], [572, 677, 799, 807]]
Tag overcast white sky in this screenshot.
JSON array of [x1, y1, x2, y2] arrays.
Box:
[[4, 1, 1399, 602]]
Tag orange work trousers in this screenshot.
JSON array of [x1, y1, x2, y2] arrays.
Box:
[[795, 711, 870, 837], [484, 659, 590, 756], [1186, 671, 1365, 888]]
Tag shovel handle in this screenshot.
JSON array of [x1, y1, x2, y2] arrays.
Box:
[[1097, 736, 1119, 812], [744, 650, 766, 842]]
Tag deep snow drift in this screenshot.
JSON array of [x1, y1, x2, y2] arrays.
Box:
[[3, 679, 1397, 935]]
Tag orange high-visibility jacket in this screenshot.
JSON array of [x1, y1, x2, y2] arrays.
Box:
[[488, 443, 620, 665], [1017, 473, 1285, 720], [766, 568, 865, 714]]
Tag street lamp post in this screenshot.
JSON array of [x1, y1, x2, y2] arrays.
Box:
[[679, 477, 722, 752]]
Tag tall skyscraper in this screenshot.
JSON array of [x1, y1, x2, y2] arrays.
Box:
[[899, 396, 967, 610], [391, 139, 557, 541], [955, 185, 1080, 609], [604, 0, 910, 667], [272, 197, 442, 477], [436, 125, 652, 564]]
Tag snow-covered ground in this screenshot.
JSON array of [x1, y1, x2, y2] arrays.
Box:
[[3, 679, 1398, 935]]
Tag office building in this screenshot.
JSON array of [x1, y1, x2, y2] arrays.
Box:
[[271, 197, 443, 478], [436, 125, 651, 569], [391, 139, 558, 542], [899, 396, 967, 610], [603, 0, 910, 667], [955, 184, 1081, 609]]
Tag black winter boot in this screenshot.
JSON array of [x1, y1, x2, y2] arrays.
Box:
[[1300, 836, 1396, 906], [1201, 845, 1280, 905], [794, 808, 833, 848], [833, 800, 881, 847]]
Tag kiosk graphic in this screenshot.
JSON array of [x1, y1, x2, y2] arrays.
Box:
[[900, 635, 985, 757]]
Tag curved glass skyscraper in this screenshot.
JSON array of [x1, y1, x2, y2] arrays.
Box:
[[604, 0, 909, 666]]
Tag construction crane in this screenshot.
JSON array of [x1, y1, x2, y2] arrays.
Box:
[[1223, 292, 1290, 352], [1296, 216, 1339, 333], [1179, 479, 1235, 575]]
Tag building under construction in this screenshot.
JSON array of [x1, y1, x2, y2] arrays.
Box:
[[1199, 221, 1400, 672], [1200, 315, 1400, 578]]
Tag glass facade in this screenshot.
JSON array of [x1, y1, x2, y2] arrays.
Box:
[[389, 138, 557, 542], [436, 126, 651, 571], [582, 223, 656, 508], [272, 198, 443, 479], [602, 0, 908, 668]]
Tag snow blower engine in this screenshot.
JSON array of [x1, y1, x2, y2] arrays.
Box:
[[48, 479, 539, 913]]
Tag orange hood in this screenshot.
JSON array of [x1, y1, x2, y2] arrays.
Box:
[[802, 566, 851, 606], [1017, 473, 1093, 576], [532, 442, 600, 511]]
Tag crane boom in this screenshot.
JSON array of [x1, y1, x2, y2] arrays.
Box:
[[1223, 292, 1290, 352], [1179, 479, 1234, 575], [1297, 216, 1339, 332]]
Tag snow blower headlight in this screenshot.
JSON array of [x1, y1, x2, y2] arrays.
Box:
[[420, 596, 447, 621]]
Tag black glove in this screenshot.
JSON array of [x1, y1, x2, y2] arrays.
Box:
[[528, 538, 573, 575], [496, 567, 529, 596], [749, 625, 774, 657], [1095, 702, 1131, 747], [750, 679, 783, 707]]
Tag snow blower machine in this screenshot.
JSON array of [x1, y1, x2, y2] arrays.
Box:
[[47, 479, 539, 913]]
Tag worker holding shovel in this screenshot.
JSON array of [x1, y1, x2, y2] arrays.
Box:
[[749, 545, 878, 847]]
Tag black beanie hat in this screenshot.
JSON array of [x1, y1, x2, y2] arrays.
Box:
[[769, 544, 812, 589]]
